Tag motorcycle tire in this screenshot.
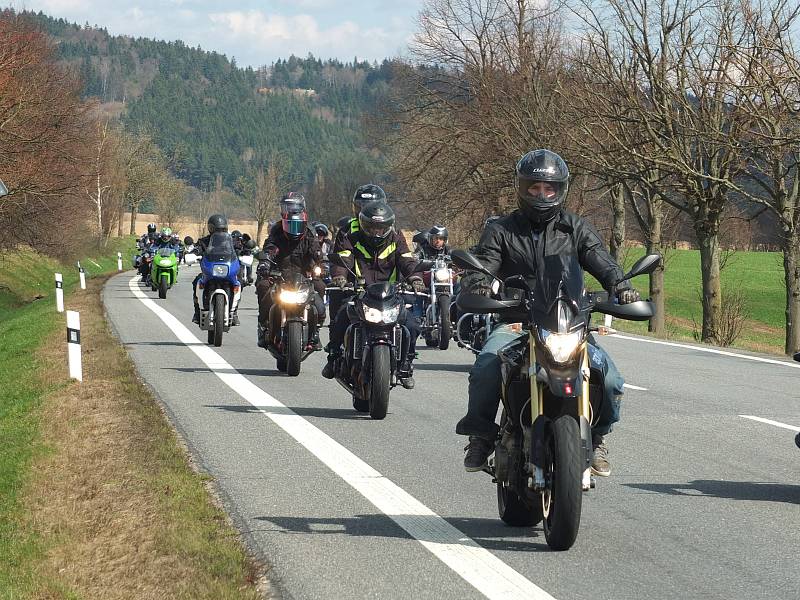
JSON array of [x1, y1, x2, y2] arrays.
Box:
[[158, 275, 168, 299], [212, 294, 225, 347], [368, 345, 391, 420], [285, 321, 303, 376], [542, 415, 583, 551], [437, 295, 451, 350]]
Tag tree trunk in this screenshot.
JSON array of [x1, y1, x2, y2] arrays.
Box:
[[609, 184, 626, 263], [696, 226, 722, 343], [117, 205, 124, 237], [783, 234, 800, 355], [646, 208, 665, 336], [129, 203, 138, 235], [256, 219, 265, 246]]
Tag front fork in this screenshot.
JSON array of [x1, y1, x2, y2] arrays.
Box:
[[528, 335, 593, 491]]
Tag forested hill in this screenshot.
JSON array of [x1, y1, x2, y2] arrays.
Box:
[[24, 11, 393, 189]]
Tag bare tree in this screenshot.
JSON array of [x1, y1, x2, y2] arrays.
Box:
[[237, 155, 292, 243]]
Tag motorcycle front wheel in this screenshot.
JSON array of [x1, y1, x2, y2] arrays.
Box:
[[212, 294, 225, 347], [285, 321, 303, 376], [368, 345, 391, 420], [542, 415, 582, 551], [158, 275, 168, 299]]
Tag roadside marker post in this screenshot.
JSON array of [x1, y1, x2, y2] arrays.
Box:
[[78, 262, 86, 290], [55, 273, 64, 313], [117, 252, 123, 271], [66, 310, 82, 382], [604, 313, 613, 328]]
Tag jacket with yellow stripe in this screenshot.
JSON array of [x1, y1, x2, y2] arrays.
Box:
[[331, 228, 418, 286]]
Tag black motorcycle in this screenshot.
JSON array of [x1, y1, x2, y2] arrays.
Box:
[[259, 257, 320, 376], [453, 249, 660, 551], [327, 254, 430, 420]]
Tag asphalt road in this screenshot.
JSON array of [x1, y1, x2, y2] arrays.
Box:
[[103, 267, 800, 600]]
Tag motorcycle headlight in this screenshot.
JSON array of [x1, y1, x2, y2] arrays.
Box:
[[363, 305, 401, 324], [434, 268, 451, 282], [279, 288, 310, 304], [159, 259, 172, 266], [212, 264, 229, 277], [539, 328, 583, 363]]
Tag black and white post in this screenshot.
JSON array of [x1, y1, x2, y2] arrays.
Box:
[[78, 262, 86, 290], [66, 310, 82, 382], [117, 251, 123, 271], [55, 272, 64, 313]]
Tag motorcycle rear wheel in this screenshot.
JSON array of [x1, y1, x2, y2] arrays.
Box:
[[285, 321, 303, 376], [368, 345, 391, 420], [437, 295, 451, 350], [212, 294, 225, 347], [542, 415, 582, 551]]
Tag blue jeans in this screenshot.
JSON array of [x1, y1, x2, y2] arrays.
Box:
[[455, 325, 624, 438]]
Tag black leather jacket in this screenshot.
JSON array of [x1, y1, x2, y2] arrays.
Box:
[[462, 209, 627, 294]]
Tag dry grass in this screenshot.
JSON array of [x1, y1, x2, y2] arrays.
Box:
[[21, 277, 273, 599]]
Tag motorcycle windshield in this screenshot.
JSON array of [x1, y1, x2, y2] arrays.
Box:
[[532, 254, 587, 333], [158, 248, 175, 257], [205, 232, 236, 263]]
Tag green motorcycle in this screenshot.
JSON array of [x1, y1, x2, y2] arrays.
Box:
[[150, 247, 179, 299]]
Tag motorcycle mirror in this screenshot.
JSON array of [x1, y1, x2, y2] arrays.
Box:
[[618, 254, 662, 283], [451, 249, 497, 280], [793, 352, 800, 362], [183, 236, 194, 246], [0, 180, 8, 198]]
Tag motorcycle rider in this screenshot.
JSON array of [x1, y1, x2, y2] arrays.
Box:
[[191, 213, 232, 324], [333, 184, 387, 247], [137, 222, 159, 281], [415, 225, 451, 259], [322, 200, 424, 389], [255, 193, 325, 350], [457, 149, 640, 477]]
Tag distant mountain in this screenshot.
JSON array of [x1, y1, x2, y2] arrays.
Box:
[[23, 11, 394, 189]]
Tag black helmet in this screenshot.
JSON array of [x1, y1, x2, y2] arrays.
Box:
[[147, 222, 157, 235], [428, 225, 448, 242], [358, 201, 395, 248], [352, 184, 386, 217], [207, 213, 228, 234], [314, 223, 329, 237], [241, 233, 251, 242], [515, 149, 569, 224], [231, 229, 242, 239]]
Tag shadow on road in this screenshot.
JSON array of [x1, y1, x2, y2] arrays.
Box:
[[413, 362, 472, 373], [205, 403, 373, 420], [126, 341, 206, 347], [250, 514, 549, 552], [622, 480, 800, 504], [165, 366, 283, 377]]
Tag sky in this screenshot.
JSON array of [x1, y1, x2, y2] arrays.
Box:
[[10, 0, 425, 66]]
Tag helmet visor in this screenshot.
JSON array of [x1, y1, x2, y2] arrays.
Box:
[[517, 178, 566, 206], [361, 220, 393, 239], [283, 216, 307, 236]]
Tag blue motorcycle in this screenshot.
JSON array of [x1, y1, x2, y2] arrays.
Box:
[[186, 232, 249, 347]]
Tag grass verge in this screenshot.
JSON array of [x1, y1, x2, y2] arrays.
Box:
[[0, 241, 268, 599]]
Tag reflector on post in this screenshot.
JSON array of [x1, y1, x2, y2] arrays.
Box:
[[117, 251, 123, 271], [66, 310, 82, 382]]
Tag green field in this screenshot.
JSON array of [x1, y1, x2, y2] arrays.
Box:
[[601, 247, 787, 353]]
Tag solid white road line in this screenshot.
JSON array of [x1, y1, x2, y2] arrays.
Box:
[[623, 384, 648, 391], [739, 415, 800, 432], [126, 277, 556, 600], [610, 333, 800, 369]]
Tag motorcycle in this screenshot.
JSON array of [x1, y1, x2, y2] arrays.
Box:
[[420, 254, 455, 350], [327, 254, 431, 420], [453, 249, 659, 551], [185, 232, 248, 347], [150, 247, 179, 299], [260, 256, 321, 376]]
